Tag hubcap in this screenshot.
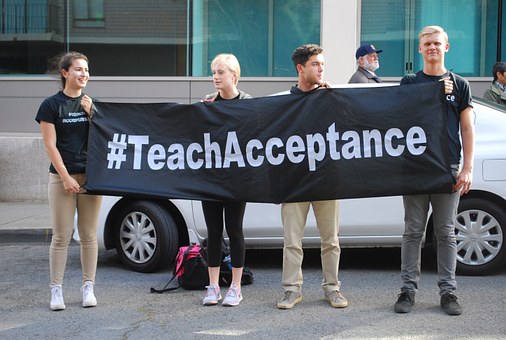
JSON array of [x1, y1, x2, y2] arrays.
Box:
[[120, 211, 157, 264], [455, 209, 503, 266]]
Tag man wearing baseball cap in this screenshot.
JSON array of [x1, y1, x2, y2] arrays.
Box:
[[348, 44, 383, 83]]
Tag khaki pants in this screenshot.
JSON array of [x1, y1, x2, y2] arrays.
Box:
[[281, 200, 341, 293], [48, 173, 102, 286]]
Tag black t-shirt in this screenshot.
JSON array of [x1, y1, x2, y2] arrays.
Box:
[[400, 71, 473, 164], [35, 91, 91, 174]]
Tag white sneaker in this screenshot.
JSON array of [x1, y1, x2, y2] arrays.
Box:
[[203, 284, 222, 306], [50, 285, 66, 311], [81, 281, 97, 308], [222, 283, 243, 307]]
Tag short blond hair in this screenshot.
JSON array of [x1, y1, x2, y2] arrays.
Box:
[[419, 25, 448, 43], [211, 53, 241, 85]]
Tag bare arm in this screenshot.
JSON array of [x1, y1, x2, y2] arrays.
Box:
[[454, 106, 475, 195], [40, 121, 80, 194]]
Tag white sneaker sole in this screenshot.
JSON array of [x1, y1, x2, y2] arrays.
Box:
[[222, 296, 243, 307], [83, 300, 97, 308], [50, 303, 66, 311]]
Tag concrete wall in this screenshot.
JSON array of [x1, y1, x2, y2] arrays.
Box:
[[0, 133, 49, 202]]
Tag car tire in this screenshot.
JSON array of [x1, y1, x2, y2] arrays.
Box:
[[455, 197, 506, 275], [114, 200, 179, 273]]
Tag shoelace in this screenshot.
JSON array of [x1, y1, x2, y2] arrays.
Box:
[[399, 292, 413, 302], [52, 287, 63, 299], [205, 285, 219, 297], [328, 291, 340, 300], [283, 291, 294, 301], [445, 294, 458, 303], [81, 283, 93, 296], [226, 286, 239, 298]]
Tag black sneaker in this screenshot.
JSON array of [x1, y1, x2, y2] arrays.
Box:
[[394, 291, 415, 313], [440, 292, 463, 315]]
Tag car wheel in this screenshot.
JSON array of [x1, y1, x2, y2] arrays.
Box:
[[114, 200, 179, 273], [455, 197, 506, 275]]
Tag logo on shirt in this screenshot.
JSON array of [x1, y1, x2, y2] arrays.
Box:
[[446, 94, 456, 102]]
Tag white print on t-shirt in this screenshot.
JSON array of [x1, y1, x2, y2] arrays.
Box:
[[62, 111, 87, 123]]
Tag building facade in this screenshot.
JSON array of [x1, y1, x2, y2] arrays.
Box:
[[0, 0, 503, 132]]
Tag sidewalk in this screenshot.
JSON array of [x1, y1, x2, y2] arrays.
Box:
[[0, 202, 52, 242]]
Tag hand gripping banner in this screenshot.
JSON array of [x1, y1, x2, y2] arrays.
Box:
[[85, 82, 452, 203]]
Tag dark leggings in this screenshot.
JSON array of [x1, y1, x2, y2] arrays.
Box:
[[201, 201, 246, 268]]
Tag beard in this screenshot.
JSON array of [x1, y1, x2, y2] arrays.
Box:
[[363, 58, 379, 72]]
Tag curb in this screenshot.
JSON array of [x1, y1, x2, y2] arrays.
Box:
[[0, 229, 52, 243]]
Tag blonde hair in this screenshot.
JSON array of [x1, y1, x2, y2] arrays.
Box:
[[419, 25, 448, 43], [211, 53, 241, 85]]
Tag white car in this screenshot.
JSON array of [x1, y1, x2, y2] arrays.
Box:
[[79, 97, 506, 275]]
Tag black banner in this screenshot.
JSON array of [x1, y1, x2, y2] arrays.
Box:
[[86, 82, 452, 203]]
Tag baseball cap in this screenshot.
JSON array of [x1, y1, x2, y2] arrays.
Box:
[[355, 44, 383, 59]]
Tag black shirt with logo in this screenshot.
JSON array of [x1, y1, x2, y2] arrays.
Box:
[[400, 71, 473, 164], [35, 91, 91, 174]]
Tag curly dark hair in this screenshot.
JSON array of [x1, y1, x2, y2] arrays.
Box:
[[291, 44, 323, 74]]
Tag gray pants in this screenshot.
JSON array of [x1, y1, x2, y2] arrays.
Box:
[[400, 167, 460, 296]]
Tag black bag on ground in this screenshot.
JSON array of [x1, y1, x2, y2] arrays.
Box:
[[150, 243, 209, 293], [150, 239, 254, 293], [201, 238, 254, 286], [219, 253, 254, 286]]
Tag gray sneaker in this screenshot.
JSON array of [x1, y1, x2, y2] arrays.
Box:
[[277, 291, 302, 309], [203, 284, 222, 306], [394, 291, 415, 313], [440, 292, 462, 316], [325, 290, 348, 308], [222, 283, 243, 307]]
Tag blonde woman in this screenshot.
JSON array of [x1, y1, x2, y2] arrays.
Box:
[[201, 54, 251, 307]]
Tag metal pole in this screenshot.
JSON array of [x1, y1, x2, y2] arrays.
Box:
[[498, 0, 503, 61]]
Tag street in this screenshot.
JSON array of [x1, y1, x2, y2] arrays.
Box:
[[1, 238, 505, 339]]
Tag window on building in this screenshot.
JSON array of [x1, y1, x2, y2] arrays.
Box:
[[192, 0, 320, 77], [361, 0, 505, 77], [73, 0, 105, 28], [0, 0, 320, 76]]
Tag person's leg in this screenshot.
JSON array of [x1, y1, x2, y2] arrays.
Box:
[[202, 201, 225, 305], [395, 194, 430, 313], [313, 200, 347, 308], [312, 200, 341, 292], [223, 202, 246, 284], [277, 202, 309, 309], [280, 202, 309, 292], [48, 173, 77, 286], [76, 175, 102, 285], [400, 194, 430, 294], [221, 202, 246, 306], [431, 191, 459, 294], [202, 201, 225, 269], [48, 173, 77, 311], [431, 190, 462, 315], [73, 174, 102, 307]]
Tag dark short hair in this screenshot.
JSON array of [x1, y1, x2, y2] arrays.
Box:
[[492, 62, 506, 81], [291, 44, 323, 74]]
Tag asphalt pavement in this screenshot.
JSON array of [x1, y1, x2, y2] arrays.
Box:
[[1, 201, 506, 339]]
